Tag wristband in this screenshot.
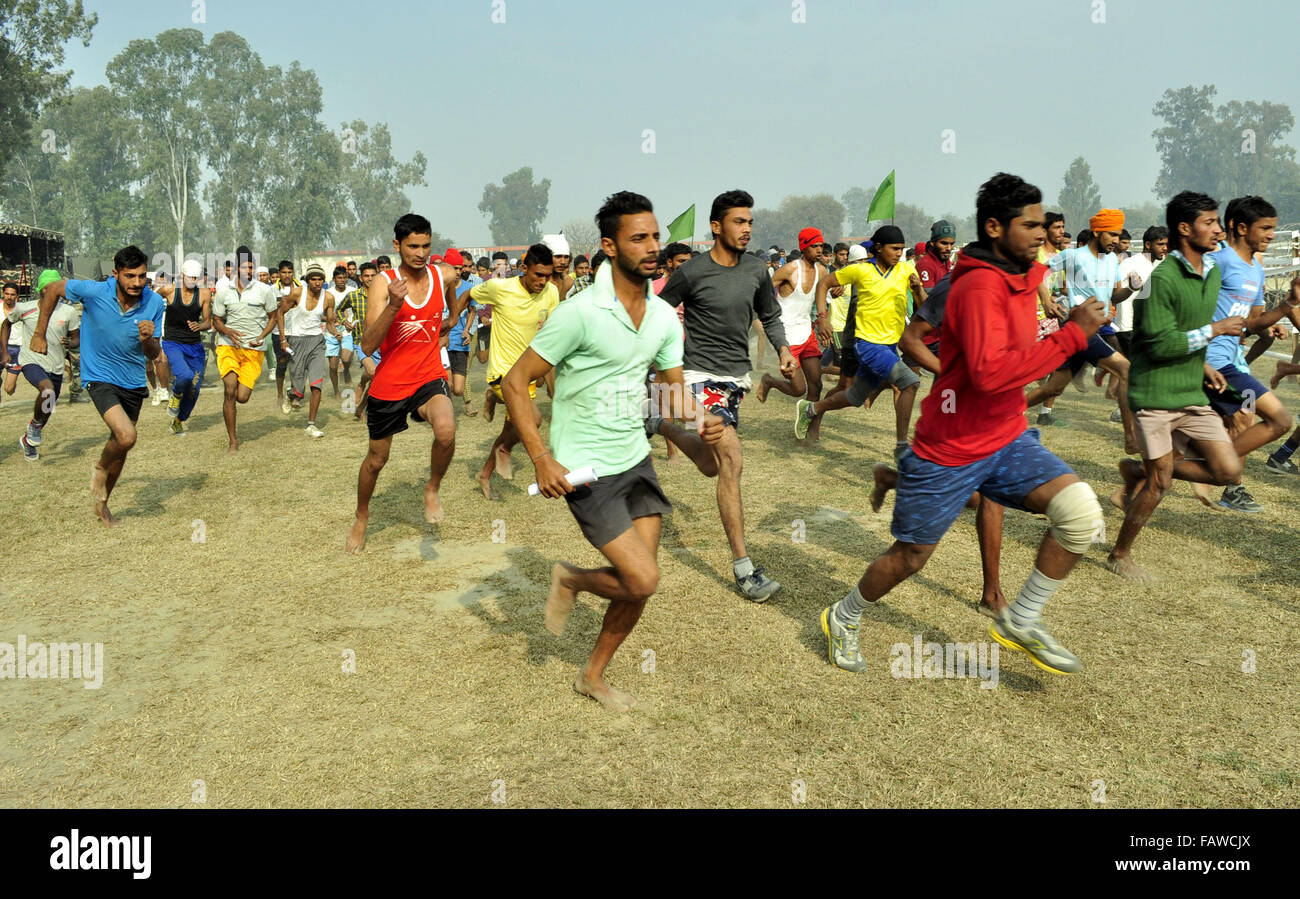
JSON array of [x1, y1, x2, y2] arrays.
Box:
[[531, 451, 551, 463]]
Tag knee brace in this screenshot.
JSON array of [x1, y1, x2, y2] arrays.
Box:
[[1045, 481, 1102, 554]]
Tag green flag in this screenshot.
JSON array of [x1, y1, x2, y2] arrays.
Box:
[[866, 170, 896, 223], [667, 204, 695, 243]]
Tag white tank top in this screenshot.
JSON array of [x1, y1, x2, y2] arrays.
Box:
[[286, 286, 327, 337], [776, 258, 816, 346]]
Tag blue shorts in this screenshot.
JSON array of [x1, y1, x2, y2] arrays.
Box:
[[891, 428, 1074, 545], [854, 340, 902, 387], [5, 345, 19, 371], [21, 364, 63, 398], [1207, 365, 1268, 417], [325, 333, 355, 356], [689, 379, 746, 428], [1064, 333, 1117, 374]]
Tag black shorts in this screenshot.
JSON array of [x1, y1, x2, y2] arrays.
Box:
[[475, 325, 491, 353], [1062, 333, 1117, 375], [273, 333, 290, 367], [564, 454, 671, 549], [87, 381, 149, 422], [1206, 365, 1269, 417], [365, 378, 450, 441], [837, 330, 859, 378], [1116, 331, 1132, 359], [447, 350, 469, 376]]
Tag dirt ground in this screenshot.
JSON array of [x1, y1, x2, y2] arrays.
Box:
[[2, 344, 1297, 808]]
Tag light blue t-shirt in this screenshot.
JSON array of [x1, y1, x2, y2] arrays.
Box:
[[1049, 246, 1123, 336], [1205, 246, 1264, 372], [66, 278, 166, 389], [448, 281, 478, 353]]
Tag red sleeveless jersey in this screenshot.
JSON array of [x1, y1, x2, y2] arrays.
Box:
[[369, 264, 447, 401]]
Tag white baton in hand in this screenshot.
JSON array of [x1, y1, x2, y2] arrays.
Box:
[[528, 466, 598, 496]]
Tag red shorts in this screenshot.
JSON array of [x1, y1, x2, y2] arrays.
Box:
[[790, 333, 821, 360]]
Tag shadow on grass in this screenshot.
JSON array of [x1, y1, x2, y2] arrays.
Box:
[[116, 472, 212, 519]]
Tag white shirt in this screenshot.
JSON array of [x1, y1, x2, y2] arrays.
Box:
[[1115, 253, 1159, 333]]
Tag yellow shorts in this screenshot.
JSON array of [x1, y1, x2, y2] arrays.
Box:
[[216, 346, 265, 389], [489, 377, 536, 421]]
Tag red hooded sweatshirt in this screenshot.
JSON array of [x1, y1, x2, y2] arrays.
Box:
[[911, 244, 1087, 466]]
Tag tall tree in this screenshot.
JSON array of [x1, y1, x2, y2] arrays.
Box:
[[334, 120, 428, 253], [558, 217, 599, 259], [1151, 85, 1219, 201], [841, 186, 874, 236], [106, 28, 208, 265], [750, 193, 845, 255], [0, 0, 96, 175], [478, 167, 550, 246], [1058, 157, 1103, 235]]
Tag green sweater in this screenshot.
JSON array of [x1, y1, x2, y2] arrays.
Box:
[[1127, 251, 1220, 412]]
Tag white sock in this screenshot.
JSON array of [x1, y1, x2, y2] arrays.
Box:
[[835, 584, 868, 626], [1010, 568, 1062, 627]]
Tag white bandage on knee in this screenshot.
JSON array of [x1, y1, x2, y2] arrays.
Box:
[[1045, 481, 1103, 554]]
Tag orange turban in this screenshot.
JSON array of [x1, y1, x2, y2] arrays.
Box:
[[1089, 209, 1125, 233]]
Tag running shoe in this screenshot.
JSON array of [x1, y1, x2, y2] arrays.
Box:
[[1218, 484, 1261, 513], [281, 399, 292, 414], [1109, 408, 1123, 423], [1265, 456, 1299, 476], [170, 418, 186, 437], [736, 566, 781, 602], [821, 603, 866, 673], [990, 610, 1081, 675], [167, 394, 181, 418], [25, 420, 42, 446], [153, 387, 169, 405], [19, 434, 38, 462], [1036, 411, 1065, 427], [794, 399, 814, 440], [305, 424, 324, 438]]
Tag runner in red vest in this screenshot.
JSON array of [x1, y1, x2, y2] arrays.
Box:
[[346, 213, 466, 554]]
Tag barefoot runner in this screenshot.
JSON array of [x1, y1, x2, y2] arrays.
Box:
[[504, 191, 723, 712], [755, 226, 826, 434], [30, 247, 166, 526], [346, 214, 463, 554]]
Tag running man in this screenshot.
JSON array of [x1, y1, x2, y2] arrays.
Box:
[[655, 189, 794, 601], [272, 260, 298, 405], [212, 246, 285, 452], [1105, 192, 1250, 581], [466, 243, 560, 498], [5, 270, 78, 460], [157, 258, 212, 436], [346, 214, 463, 553], [444, 249, 479, 416], [325, 264, 355, 397], [755, 227, 825, 436], [3, 281, 21, 398], [337, 261, 378, 422], [1201, 196, 1298, 510], [503, 191, 723, 713], [30, 246, 166, 526], [819, 173, 1108, 676], [798, 225, 924, 460], [278, 263, 333, 437]]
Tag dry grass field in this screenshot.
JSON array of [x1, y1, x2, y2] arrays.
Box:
[[2, 342, 1298, 808]]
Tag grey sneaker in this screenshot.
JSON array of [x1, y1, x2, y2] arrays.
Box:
[[736, 566, 781, 602], [794, 399, 815, 440], [19, 434, 38, 462], [25, 420, 42, 446], [1218, 484, 1261, 513], [1266, 456, 1299, 476], [821, 603, 866, 672], [1109, 408, 1123, 423], [1036, 411, 1064, 427], [990, 610, 1081, 675]]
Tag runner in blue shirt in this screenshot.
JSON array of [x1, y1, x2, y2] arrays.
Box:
[[1204, 196, 1300, 508], [30, 245, 166, 527]]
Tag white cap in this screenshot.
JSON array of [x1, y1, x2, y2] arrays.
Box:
[[847, 244, 869, 261], [182, 259, 203, 279], [541, 233, 570, 257], [509, 257, 519, 266], [256, 265, 269, 275]]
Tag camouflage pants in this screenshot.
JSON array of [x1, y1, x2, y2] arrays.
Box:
[[64, 346, 82, 400]]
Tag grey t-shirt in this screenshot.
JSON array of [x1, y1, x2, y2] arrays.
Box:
[[7, 300, 80, 373], [212, 281, 279, 348], [658, 252, 788, 378]]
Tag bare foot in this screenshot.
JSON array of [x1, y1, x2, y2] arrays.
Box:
[[573, 671, 636, 713], [94, 498, 120, 528], [477, 472, 497, 500], [1190, 481, 1217, 508], [495, 446, 513, 480], [870, 463, 897, 513], [463, 403, 477, 417], [227, 442, 239, 454], [424, 483, 444, 524], [1270, 365, 1284, 390], [483, 388, 496, 423], [756, 375, 771, 403], [977, 594, 1006, 619], [545, 563, 579, 636], [1105, 554, 1155, 583], [345, 515, 367, 554], [90, 463, 108, 502]]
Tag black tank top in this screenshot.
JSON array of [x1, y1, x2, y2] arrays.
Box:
[[164, 286, 203, 344]]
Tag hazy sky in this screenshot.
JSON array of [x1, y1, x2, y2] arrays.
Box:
[[62, 0, 1300, 246]]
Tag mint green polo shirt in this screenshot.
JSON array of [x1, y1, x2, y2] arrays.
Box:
[[530, 265, 684, 476]]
